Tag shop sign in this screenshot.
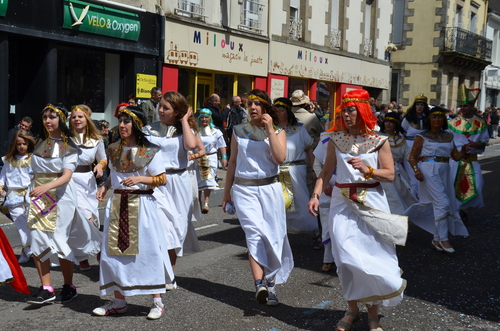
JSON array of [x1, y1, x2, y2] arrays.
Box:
[[165, 21, 268, 76], [269, 42, 390, 89], [62, 0, 141, 41], [136, 74, 157, 98], [0, 0, 8, 17]]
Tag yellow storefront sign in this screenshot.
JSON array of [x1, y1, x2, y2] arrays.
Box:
[[136, 74, 157, 98]]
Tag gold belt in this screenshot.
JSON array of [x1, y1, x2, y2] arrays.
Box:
[[420, 156, 450, 163], [462, 154, 478, 162]]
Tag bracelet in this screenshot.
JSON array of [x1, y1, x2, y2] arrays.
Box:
[[363, 165, 375, 180], [149, 173, 167, 189], [311, 193, 320, 200], [222, 154, 228, 159], [412, 166, 420, 172], [97, 160, 107, 171]]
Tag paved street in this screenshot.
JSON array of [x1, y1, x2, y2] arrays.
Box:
[[1, 144, 500, 330]]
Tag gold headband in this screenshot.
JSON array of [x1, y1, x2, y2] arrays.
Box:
[[248, 95, 268, 104], [430, 111, 446, 116], [72, 106, 90, 117], [43, 105, 67, 122], [342, 98, 369, 104], [274, 101, 291, 110], [384, 117, 400, 123], [120, 108, 144, 128]]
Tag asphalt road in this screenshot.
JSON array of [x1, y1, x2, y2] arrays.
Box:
[[1, 143, 500, 330]]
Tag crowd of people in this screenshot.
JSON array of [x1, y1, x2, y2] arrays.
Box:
[[0, 85, 489, 330]]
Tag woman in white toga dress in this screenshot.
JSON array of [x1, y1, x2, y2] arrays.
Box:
[[404, 106, 469, 254], [223, 89, 293, 307], [93, 106, 173, 320], [69, 104, 107, 271], [309, 89, 407, 331]]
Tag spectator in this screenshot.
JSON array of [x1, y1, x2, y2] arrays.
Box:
[[226, 96, 248, 143], [203, 94, 229, 132], [490, 108, 499, 139], [290, 90, 324, 149], [127, 94, 138, 107], [141, 87, 162, 124], [369, 97, 379, 114], [7, 117, 34, 144]]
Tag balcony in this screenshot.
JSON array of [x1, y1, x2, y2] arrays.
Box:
[[289, 17, 302, 41], [175, 0, 207, 20], [442, 27, 492, 70], [239, 0, 263, 34], [363, 38, 373, 57], [330, 28, 341, 49]]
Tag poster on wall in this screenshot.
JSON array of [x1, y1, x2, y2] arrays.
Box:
[[136, 74, 157, 98], [270, 78, 286, 102]]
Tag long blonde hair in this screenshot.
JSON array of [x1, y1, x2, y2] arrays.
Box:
[[4, 130, 36, 163], [69, 104, 102, 141]]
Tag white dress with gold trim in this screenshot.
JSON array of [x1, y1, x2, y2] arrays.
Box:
[[280, 124, 317, 233], [28, 138, 101, 263], [403, 131, 469, 241], [144, 122, 200, 256], [0, 155, 32, 249], [99, 143, 175, 297], [196, 126, 226, 190], [328, 132, 406, 308], [71, 135, 105, 228]]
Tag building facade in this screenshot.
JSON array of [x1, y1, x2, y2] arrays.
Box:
[[0, 0, 162, 146], [479, 1, 500, 110], [391, 0, 491, 109], [268, 0, 394, 110], [160, 1, 269, 110]]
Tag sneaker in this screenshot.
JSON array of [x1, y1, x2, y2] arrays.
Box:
[[266, 286, 279, 306], [27, 286, 56, 305], [147, 301, 164, 320], [18, 251, 30, 264], [93, 300, 128, 316], [255, 283, 268, 304], [79, 260, 91, 271], [57, 284, 78, 303], [165, 281, 177, 291]]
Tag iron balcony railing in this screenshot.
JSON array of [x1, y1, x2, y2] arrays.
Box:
[[176, 0, 207, 20], [444, 27, 492, 61], [330, 28, 341, 49], [239, 0, 263, 33], [289, 17, 302, 40]]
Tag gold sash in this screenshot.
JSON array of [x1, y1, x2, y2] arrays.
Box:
[[278, 164, 295, 212], [27, 173, 60, 232], [108, 190, 141, 256], [196, 155, 212, 181]]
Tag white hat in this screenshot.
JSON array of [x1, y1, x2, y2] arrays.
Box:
[[290, 90, 311, 106]]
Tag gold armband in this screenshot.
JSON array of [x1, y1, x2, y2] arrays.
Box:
[[149, 173, 167, 188], [97, 160, 107, 171]]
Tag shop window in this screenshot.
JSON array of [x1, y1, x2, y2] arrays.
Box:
[[215, 74, 235, 107], [288, 78, 308, 98], [316, 81, 335, 112], [237, 76, 252, 98], [178, 68, 196, 107], [57, 46, 105, 112]]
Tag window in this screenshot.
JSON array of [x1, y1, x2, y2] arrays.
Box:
[[239, 0, 263, 33], [470, 12, 477, 34], [363, 1, 373, 56], [330, 0, 341, 48], [289, 6, 302, 40], [455, 5, 464, 28], [392, 0, 404, 45], [176, 0, 206, 20]]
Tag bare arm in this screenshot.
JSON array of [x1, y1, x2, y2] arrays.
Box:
[[182, 108, 198, 150], [222, 134, 238, 212], [262, 113, 286, 164], [409, 136, 424, 182]]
